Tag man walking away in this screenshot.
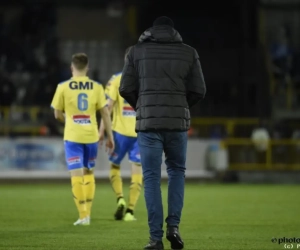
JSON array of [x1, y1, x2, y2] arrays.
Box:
[[120, 16, 206, 250]]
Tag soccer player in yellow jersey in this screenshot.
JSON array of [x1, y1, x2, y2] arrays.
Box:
[[51, 53, 114, 226], [99, 47, 143, 222]]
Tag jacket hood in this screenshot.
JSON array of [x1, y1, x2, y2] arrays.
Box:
[[138, 25, 183, 44]]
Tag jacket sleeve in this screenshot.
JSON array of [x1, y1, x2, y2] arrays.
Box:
[[119, 47, 138, 109], [186, 49, 206, 108]]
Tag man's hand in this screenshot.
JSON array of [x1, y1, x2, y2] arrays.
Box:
[[105, 136, 115, 155]]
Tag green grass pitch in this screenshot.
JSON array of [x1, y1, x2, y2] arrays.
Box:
[[0, 182, 299, 250]]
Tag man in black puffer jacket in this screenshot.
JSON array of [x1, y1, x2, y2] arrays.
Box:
[[120, 16, 206, 250]]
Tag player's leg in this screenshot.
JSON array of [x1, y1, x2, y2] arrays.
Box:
[[65, 141, 89, 225], [124, 138, 143, 221], [83, 168, 95, 220], [109, 131, 128, 220], [82, 142, 98, 220]]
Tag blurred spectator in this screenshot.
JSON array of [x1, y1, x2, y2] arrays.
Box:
[[59, 62, 71, 80], [293, 52, 300, 103], [270, 25, 294, 85], [0, 73, 16, 106], [0, 4, 59, 108], [291, 128, 300, 165], [92, 69, 101, 83], [44, 115, 63, 136], [269, 24, 297, 109], [251, 120, 270, 152], [34, 80, 57, 107], [272, 120, 291, 164], [0, 12, 4, 37], [272, 120, 290, 139], [291, 129, 300, 151], [292, 129, 300, 139], [209, 125, 227, 139]]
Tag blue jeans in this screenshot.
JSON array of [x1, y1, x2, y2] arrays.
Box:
[[138, 131, 187, 241]]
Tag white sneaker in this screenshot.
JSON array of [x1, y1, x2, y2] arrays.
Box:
[[73, 216, 90, 226]]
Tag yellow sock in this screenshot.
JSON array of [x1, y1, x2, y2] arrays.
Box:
[[71, 176, 88, 219], [109, 164, 123, 198], [128, 173, 143, 211], [84, 173, 95, 217]]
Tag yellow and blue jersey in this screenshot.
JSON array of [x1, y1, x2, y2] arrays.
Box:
[[51, 76, 107, 144], [105, 73, 137, 138]]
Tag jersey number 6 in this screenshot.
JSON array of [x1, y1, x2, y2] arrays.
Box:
[[77, 93, 88, 111]]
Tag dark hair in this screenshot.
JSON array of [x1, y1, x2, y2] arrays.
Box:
[[153, 16, 174, 28], [72, 53, 88, 70]]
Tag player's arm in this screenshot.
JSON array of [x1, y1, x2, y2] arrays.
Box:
[[99, 106, 113, 141], [106, 98, 115, 114], [51, 84, 65, 123], [54, 110, 65, 123], [99, 77, 118, 136], [97, 84, 114, 151], [99, 98, 114, 136], [99, 105, 114, 153], [119, 47, 138, 109]]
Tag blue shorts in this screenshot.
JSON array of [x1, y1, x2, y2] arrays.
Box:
[[64, 141, 98, 170], [109, 131, 141, 166]]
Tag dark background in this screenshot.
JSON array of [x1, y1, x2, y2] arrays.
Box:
[[0, 0, 300, 137]]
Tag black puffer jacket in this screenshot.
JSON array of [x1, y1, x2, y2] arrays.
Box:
[[120, 25, 206, 132]]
